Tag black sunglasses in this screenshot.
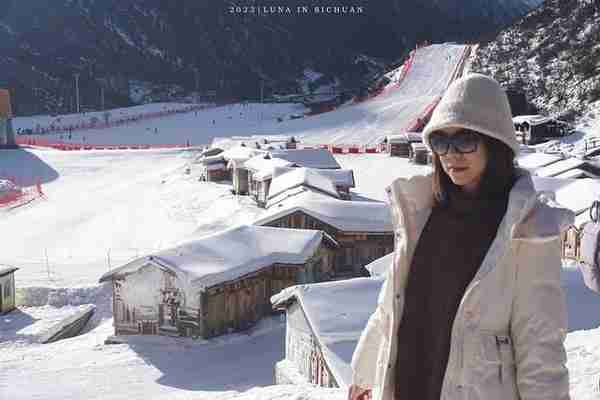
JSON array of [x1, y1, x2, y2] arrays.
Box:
[[429, 129, 481, 156]]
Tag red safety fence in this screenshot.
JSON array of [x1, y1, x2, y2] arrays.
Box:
[[15, 137, 192, 151], [402, 45, 472, 133], [0, 177, 45, 208], [353, 49, 416, 104]]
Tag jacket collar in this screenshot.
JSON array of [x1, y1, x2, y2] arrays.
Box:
[[386, 168, 574, 242]]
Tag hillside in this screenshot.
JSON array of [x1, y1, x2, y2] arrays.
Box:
[[471, 0, 600, 120], [0, 0, 542, 115]]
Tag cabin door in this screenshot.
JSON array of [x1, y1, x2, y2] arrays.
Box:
[[159, 289, 180, 330]]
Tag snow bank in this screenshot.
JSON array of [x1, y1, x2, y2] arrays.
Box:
[[0, 179, 20, 194]]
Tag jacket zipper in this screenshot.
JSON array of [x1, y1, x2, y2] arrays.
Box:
[[495, 336, 503, 383]]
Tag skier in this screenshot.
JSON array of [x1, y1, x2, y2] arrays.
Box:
[[350, 74, 571, 400]]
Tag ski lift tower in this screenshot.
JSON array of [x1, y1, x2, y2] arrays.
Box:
[[0, 88, 16, 149]]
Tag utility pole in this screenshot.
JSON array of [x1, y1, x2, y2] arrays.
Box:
[[100, 86, 105, 111], [74, 73, 81, 113], [260, 80, 264, 123]]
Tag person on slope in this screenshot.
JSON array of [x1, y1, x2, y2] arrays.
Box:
[[349, 73, 572, 400]]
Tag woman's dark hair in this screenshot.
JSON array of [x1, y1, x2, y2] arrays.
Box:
[[432, 132, 516, 206]]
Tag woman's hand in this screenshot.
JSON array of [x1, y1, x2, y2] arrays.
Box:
[[348, 384, 372, 400]]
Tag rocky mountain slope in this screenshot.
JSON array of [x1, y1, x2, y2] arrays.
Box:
[[471, 0, 600, 121], [0, 0, 542, 115]]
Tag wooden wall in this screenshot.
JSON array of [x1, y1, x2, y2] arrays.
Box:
[[200, 255, 332, 338], [285, 302, 338, 387], [263, 211, 394, 277], [111, 248, 334, 339], [0, 272, 16, 314], [232, 168, 249, 195]]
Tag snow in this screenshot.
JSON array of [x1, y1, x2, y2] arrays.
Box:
[[268, 167, 340, 201], [269, 149, 341, 170], [272, 278, 384, 388], [535, 158, 587, 177], [364, 253, 394, 279], [273, 166, 355, 188], [513, 114, 553, 126], [100, 225, 325, 292], [244, 155, 294, 175], [516, 152, 563, 171], [1, 43, 599, 399], [1, 304, 93, 346], [256, 191, 393, 233]]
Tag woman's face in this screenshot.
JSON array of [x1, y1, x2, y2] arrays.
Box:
[[433, 127, 488, 194]]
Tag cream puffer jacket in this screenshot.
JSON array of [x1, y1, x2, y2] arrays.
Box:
[[351, 169, 573, 400]]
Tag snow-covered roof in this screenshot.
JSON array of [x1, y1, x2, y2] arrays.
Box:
[[221, 146, 265, 163], [268, 149, 341, 170], [516, 152, 563, 171], [531, 176, 600, 215], [273, 167, 355, 188], [255, 191, 393, 233], [410, 142, 428, 151], [203, 162, 227, 171], [271, 277, 384, 389], [211, 135, 295, 151], [268, 168, 340, 201], [364, 253, 394, 278], [513, 115, 552, 126], [534, 158, 586, 177], [0, 266, 18, 277], [244, 155, 295, 176], [553, 178, 600, 215], [99, 225, 325, 290], [196, 154, 225, 165], [386, 132, 422, 143], [201, 147, 224, 157], [554, 169, 588, 179]]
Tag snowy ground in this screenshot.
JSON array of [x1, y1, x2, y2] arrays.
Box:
[[1, 43, 600, 399]]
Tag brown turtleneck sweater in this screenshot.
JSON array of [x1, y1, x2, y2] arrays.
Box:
[[394, 187, 509, 400]]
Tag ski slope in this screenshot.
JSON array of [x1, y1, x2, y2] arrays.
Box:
[[262, 43, 466, 146], [13, 44, 466, 148]]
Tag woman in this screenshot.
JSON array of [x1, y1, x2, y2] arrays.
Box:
[[349, 73, 573, 400]]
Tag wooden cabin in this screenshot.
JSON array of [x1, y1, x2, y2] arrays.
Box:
[[229, 159, 250, 195], [244, 155, 296, 207], [268, 167, 342, 207], [99, 225, 337, 339], [271, 167, 356, 200], [0, 266, 18, 314], [222, 146, 266, 195], [561, 209, 594, 262], [197, 155, 230, 182], [386, 132, 422, 158], [513, 115, 573, 145], [254, 191, 394, 278], [410, 143, 430, 165], [272, 278, 384, 388]]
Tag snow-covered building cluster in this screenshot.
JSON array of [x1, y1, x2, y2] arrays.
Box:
[[101, 142, 391, 339]]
